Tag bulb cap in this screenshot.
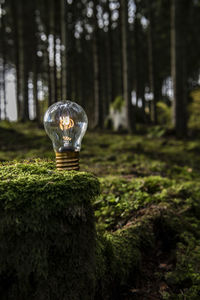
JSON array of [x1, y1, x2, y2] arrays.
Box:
[[56, 151, 79, 171]]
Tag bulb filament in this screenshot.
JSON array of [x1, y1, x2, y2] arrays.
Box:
[[59, 116, 74, 131], [63, 136, 72, 141]]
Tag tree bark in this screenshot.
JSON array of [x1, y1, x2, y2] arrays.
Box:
[[10, 0, 20, 120], [32, 0, 40, 123], [171, 0, 188, 137], [60, 0, 67, 100], [106, 0, 114, 106], [53, 0, 58, 102], [21, 0, 29, 121], [48, 0, 55, 104], [134, 12, 140, 109], [120, 0, 135, 132], [1, 4, 7, 119], [18, 0, 25, 120], [93, 0, 103, 128], [147, 1, 158, 124]]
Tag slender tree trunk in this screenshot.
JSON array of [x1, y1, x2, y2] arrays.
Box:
[[33, 57, 39, 123], [46, 39, 52, 107], [118, 4, 124, 99], [80, 38, 86, 108], [106, 0, 114, 107], [21, 0, 29, 121], [93, 0, 103, 128], [103, 34, 109, 118], [11, 0, 20, 119], [0, 1, 1, 119], [2, 55, 6, 120], [0, 77, 1, 120], [120, 0, 135, 132], [134, 12, 140, 110], [18, 0, 25, 120], [43, 0, 52, 107], [54, 0, 58, 102], [141, 84, 146, 121], [147, 1, 158, 124], [0, 68, 1, 120], [60, 0, 67, 100], [32, 1, 40, 123], [22, 66, 29, 121], [171, 0, 188, 137], [66, 1, 73, 100], [78, 45, 84, 106], [49, 0, 55, 104], [1, 6, 7, 119]]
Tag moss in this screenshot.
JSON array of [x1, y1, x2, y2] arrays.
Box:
[[95, 203, 179, 299], [94, 176, 174, 231], [2, 123, 200, 298], [0, 161, 100, 300], [93, 175, 200, 298], [1, 122, 200, 181]]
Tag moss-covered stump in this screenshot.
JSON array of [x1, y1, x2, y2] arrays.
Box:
[[0, 161, 100, 300]]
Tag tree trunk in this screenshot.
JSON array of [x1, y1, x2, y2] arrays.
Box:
[[147, 1, 158, 124], [32, 1, 40, 123], [22, 65, 29, 121], [18, 0, 25, 120], [106, 0, 114, 107], [11, 0, 20, 119], [33, 56, 39, 123], [118, 4, 124, 99], [134, 12, 140, 110], [54, 0, 58, 102], [2, 51, 6, 120], [66, 1, 73, 100], [48, 0, 55, 104], [171, 0, 188, 138], [1, 5, 7, 119], [120, 0, 134, 132], [60, 0, 67, 100], [93, 0, 103, 128]]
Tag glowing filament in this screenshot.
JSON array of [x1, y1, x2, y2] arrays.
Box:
[[63, 136, 72, 141], [59, 116, 74, 131]]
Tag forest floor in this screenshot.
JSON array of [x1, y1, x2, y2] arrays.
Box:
[[1, 121, 200, 299]]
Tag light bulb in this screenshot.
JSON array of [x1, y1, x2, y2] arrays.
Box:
[[44, 100, 88, 170]]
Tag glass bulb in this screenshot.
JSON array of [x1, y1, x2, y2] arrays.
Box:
[[44, 101, 88, 170], [44, 100, 88, 152]]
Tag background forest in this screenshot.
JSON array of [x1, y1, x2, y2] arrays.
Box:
[[1, 0, 200, 299], [0, 0, 200, 136]]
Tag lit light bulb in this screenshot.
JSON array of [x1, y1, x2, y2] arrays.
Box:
[[44, 100, 88, 170]]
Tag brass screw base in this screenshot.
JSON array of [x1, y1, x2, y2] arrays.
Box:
[[56, 151, 79, 171]]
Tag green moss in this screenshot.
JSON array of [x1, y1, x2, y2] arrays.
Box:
[[95, 216, 154, 299], [94, 176, 174, 231], [1, 122, 200, 181], [0, 161, 100, 300], [2, 123, 200, 298]]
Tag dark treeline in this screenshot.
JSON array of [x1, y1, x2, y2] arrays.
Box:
[[0, 0, 200, 137]]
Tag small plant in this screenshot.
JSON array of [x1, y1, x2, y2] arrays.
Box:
[[111, 96, 125, 112]]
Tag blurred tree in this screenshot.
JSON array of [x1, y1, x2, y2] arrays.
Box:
[[171, 0, 189, 137], [60, 0, 67, 100], [120, 0, 135, 132], [1, 0, 7, 119], [93, 0, 103, 128]]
